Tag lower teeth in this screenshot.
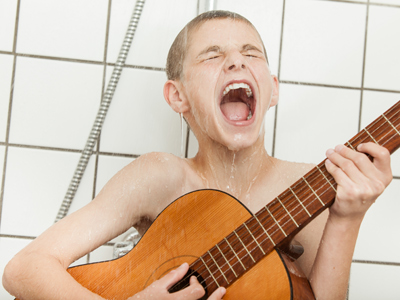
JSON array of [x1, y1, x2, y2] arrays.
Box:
[[247, 111, 252, 120]]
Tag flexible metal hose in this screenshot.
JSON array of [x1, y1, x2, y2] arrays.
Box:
[[55, 0, 146, 222]]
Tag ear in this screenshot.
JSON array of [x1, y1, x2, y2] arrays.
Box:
[[163, 80, 190, 113], [269, 75, 279, 108]]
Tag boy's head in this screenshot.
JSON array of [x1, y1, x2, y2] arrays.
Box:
[[166, 10, 269, 81], [164, 10, 279, 151]]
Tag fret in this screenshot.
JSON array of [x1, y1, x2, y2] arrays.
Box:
[[382, 114, 400, 137], [265, 206, 287, 237], [276, 196, 299, 228], [289, 187, 311, 217], [233, 230, 255, 263], [316, 165, 337, 192], [243, 223, 265, 255], [200, 256, 220, 287], [302, 176, 325, 206], [364, 128, 379, 145], [346, 141, 356, 150], [253, 213, 276, 246], [216, 244, 238, 278], [224, 237, 246, 271], [208, 250, 229, 284]]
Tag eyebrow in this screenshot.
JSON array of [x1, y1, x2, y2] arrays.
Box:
[[197, 45, 222, 58], [197, 43, 264, 58], [241, 44, 263, 54]]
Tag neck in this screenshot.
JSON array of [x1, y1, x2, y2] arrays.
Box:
[[191, 136, 274, 202]]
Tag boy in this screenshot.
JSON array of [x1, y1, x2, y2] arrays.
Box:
[[3, 10, 392, 300]]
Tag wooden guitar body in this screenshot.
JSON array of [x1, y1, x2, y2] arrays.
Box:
[[67, 190, 314, 299]]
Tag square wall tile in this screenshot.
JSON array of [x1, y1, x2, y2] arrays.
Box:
[[349, 263, 400, 299], [17, 0, 108, 61], [361, 91, 400, 177], [354, 179, 400, 263], [364, 5, 400, 91], [0, 0, 17, 52], [0, 54, 14, 142], [275, 84, 360, 164], [100, 68, 181, 155], [280, 0, 366, 87], [265, 106, 276, 156], [9, 57, 103, 150], [107, 0, 197, 69], [217, 0, 284, 75], [0, 237, 31, 300], [1, 147, 95, 237]]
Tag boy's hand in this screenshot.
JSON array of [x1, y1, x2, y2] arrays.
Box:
[[325, 142, 392, 223], [128, 263, 226, 300]]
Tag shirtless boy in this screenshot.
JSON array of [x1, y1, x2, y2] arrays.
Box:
[[3, 10, 393, 300]]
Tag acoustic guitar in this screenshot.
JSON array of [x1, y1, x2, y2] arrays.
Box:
[[63, 101, 400, 299]]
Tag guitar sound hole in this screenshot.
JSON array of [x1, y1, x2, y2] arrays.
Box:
[[168, 268, 208, 300]]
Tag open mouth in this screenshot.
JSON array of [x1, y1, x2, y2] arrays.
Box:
[[220, 82, 255, 122]]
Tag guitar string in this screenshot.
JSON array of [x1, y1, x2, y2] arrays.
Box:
[[192, 108, 400, 287], [187, 109, 400, 291], [176, 108, 400, 291], [188, 109, 400, 289], [174, 106, 400, 291]]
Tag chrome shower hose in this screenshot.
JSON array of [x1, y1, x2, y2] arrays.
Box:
[[55, 0, 146, 222]]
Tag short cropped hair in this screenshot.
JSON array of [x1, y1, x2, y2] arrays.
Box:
[[166, 10, 268, 81]]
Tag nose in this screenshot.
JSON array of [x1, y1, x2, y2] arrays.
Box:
[[225, 51, 246, 72]]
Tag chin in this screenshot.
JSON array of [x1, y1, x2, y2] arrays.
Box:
[[222, 133, 260, 152]]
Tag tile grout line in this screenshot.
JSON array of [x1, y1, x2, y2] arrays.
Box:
[[271, 0, 287, 158], [91, 0, 114, 203], [358, 0, 370, 132], [0, 0, 21, 233]]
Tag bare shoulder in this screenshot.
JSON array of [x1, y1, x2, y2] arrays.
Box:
[[102, 152, 189, 214]]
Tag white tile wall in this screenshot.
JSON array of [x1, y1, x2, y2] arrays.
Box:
[[0, 0, 18, 52], [354, 180, 400, 263], [349, 263, 400, 299], [0, 55, 13, 143], [364, 5, 400, 91], [280, 0, 367, 87], [17, 0, 109, 61], [9, 57, 103, 150], [0, 146, 5, 187], [100, 67, 181, 155], [1, 0, 400, 299], [1, 147, 95, 237], [372, 0, 400, 5], [274, 83, 360, 164]]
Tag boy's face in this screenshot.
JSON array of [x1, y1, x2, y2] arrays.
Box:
[[180, 19, 278, 151]]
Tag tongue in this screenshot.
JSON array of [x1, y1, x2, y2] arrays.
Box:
[[220, 101, 250, 121]]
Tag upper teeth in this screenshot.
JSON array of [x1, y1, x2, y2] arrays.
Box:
[[223, 83, 253, 98]]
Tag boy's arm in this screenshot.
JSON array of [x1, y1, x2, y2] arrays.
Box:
[[297, 143, 392, 300], [2, 153, 183, 299]]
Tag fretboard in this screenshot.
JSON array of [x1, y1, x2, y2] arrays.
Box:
[[173, 100, 400, 295]]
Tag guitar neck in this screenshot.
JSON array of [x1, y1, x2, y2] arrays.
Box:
[[175, 101, 400, 295]]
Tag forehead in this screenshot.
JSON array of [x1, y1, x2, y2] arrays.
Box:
[[187, 19, 263, 56]]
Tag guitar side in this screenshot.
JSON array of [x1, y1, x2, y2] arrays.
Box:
[[66, 190, 313, 299]]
